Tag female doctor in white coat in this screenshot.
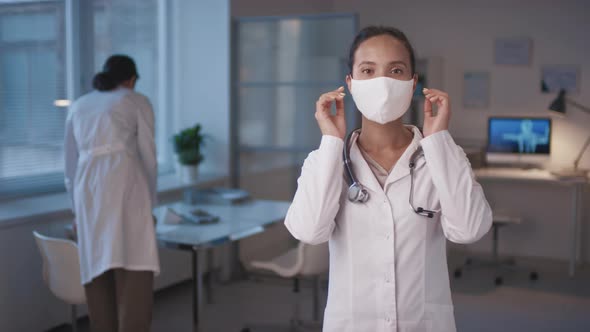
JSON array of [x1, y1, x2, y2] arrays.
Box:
[[285, 26, 492, 332], [64, 55, 159, 332]]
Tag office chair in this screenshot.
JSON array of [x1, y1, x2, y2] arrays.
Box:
[[241, 241, 329, 332], [453, 214, 539, 286], [33, 231, 86, 332]]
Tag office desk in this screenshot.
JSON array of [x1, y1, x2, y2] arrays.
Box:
[[474, 168, 588, 277], [153, 199, 291, 332]]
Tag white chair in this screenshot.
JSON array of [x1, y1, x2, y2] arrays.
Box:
[[453, 214, 539, 286], [242, 241, 329, 332], [33, 231, 86, 332]]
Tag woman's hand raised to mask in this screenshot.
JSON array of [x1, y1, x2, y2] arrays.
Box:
[[315, 86, 347, 140], [422, 88, 451, 137]]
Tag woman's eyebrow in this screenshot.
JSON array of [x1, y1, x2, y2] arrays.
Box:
[[357, 61, 376, 66], [388, 60, 408, 67], [357, 60, 408, 67]]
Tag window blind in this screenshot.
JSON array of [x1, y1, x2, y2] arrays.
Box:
[[0, 0, 170, 201], [0, 1, 67, 199]]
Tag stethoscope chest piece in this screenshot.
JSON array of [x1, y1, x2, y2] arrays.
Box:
[[347, 182, 369, 203]]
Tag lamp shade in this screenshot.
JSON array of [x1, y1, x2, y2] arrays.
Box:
[[548, 89, 567, 115]]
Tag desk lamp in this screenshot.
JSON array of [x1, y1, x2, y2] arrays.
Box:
[[548, 89, 590, 178]]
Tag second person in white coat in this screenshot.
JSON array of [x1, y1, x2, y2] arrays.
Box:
[[64, 55, 159, 332], [285, 26, 493, 332]]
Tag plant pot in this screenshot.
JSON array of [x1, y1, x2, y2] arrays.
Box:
[[178, 164, 199, 184]]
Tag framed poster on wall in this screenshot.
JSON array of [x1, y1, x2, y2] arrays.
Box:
[[463, 71, 490, 109], [494, 37, 532, 65], [540, 65, 579, 94]]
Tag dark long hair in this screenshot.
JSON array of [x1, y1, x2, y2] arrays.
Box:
[[92, 55, 139, 91], [348, 26, 416, 76]]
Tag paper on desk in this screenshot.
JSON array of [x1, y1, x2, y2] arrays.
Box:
[[162, 207, 183, 225]]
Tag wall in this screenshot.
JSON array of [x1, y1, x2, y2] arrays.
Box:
[[172, 0, 231, 177], [232, 0, 336, 17], [232, 0, 590, 261]]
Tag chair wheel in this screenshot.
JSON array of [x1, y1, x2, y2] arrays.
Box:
[[530, 272, 539, 281], [465, 258, 472, 266], [240, 328, 251, 332], [454, 268, 462, 278], [494, 276, 503, 286]]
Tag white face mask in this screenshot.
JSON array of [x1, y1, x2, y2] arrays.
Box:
[[350, 77, 414, 124]]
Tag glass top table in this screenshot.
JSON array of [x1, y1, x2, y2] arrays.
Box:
[[153, 199, 291, 332], [154, 199, 291, 249]]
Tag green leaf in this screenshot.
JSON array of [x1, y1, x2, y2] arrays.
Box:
[[172, 123, 205, 165]]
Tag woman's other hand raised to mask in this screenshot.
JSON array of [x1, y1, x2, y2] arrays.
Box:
[[315, 86, 347, 140], [422, 87, 451, 137]]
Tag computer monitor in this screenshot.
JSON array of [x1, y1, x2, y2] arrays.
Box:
[[486, 116, 551, 166]]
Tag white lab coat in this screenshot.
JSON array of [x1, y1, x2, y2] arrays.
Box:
[[285, 127, 492, 332], [64, 87, 160, 285]]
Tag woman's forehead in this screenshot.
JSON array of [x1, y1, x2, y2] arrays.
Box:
[[354, 35, 410, 66]]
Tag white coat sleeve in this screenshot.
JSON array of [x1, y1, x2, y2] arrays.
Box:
[[63, 111, 78, 212], [284, 135, 344, 245], [420, 130, 492, 244], [135, 96, 158, 208]]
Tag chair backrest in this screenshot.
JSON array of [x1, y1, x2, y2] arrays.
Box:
[[33, 231, 86, 305], [298, 241, 329, 276]]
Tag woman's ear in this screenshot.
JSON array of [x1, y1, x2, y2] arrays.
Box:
[[345, 74, 352, 92], [412, 73, 418, 91]]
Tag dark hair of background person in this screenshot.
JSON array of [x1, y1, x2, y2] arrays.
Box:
[[347, 26, 416, 76], [92, 54, 139, 91]]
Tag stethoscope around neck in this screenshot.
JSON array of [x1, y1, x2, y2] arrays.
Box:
[[342, 128, 438, 218]]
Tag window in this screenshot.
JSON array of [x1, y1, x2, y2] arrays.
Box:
[[0, 1, 66, 198], [0, 0, 172, 200]]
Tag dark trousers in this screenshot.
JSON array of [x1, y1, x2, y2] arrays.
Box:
[[84, 268, 154, 332]]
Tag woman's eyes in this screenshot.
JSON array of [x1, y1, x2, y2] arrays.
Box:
[[359, 68, 403, 75]]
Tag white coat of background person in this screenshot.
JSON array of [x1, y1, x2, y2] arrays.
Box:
[[285, 26, 493, 332], [64, 55, 159, 332]]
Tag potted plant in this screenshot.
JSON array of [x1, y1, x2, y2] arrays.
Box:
[[173, 124, 205, 183]]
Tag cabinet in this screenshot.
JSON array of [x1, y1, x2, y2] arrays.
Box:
[[231, 14, 358, 194]]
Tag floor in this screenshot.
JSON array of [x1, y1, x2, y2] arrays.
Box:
[[51, 254, 590, 332], [450, 256, 590, 332]]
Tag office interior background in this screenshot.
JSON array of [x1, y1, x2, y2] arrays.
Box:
[[0, 0, 589, 331]]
